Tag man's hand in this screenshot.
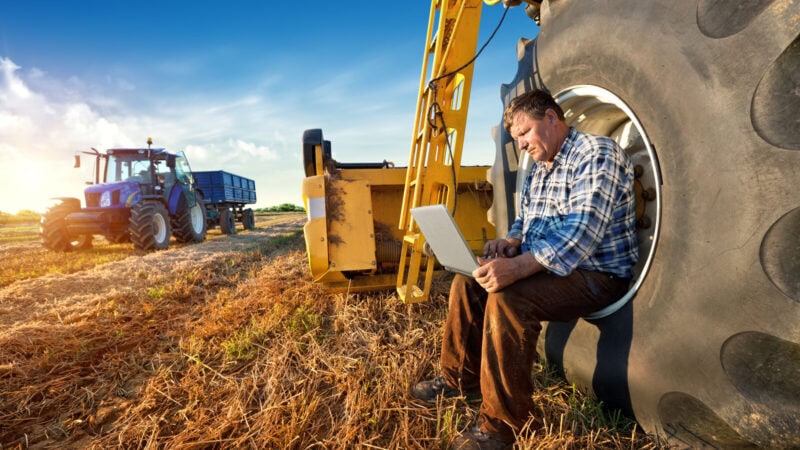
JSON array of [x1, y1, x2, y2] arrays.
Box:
[[502, 0, 523, 6], [473, 251, 542, 293], [482, 238, 521, 259]]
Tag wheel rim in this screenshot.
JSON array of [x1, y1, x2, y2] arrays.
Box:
[[190, 203, 205, 234], [153, 212, 168, 243], [517, 85, 662, 317]]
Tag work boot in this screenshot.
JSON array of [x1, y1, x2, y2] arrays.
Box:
[[411, 376, 481, 404], [450, 425, 514, 450]]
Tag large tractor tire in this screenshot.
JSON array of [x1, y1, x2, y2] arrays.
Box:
[[492, 1, 800, 447], [220, 208, 236, 235], [172, 191, 207, 243], [129, 201, 171, 251], [40, 198, 93, 251]]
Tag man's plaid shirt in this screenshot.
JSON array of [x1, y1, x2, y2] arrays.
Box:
[[507, 128, 639, 278]]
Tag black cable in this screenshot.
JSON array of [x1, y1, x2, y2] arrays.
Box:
[[426, 6, 509, 217], [428, 6, 510, 90]]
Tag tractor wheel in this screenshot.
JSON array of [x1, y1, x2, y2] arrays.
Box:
[[495, 1, 800, 447], [242, 208, 255, 230], [41, 198, 92, 251], [172, 191, 207, 243], [129, 201, 171, 251], [220, 208, 236, 235]]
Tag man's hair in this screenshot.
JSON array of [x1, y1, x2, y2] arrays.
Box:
[[503, 89, 566, 132]]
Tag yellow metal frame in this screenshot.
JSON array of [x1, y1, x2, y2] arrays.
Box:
[[397, 0, 485, 302], [302, 165, 408, 292]]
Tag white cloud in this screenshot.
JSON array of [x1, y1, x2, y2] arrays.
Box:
[[183, 144, 211, 163], [0, 111, 35, 136], [231, 139, 278, 160], [0, 58, 32, 99], [29, 67, 45, 79], [61, 103, 132, 149]]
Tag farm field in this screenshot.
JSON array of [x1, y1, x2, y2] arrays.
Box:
[[0, 212, 661, 449]]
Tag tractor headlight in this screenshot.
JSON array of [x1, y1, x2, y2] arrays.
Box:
[[100, 190, 112, 207]]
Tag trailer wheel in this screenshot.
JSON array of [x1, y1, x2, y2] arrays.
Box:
[[220, 208, 236, 235], [130, 201, 171, 251], [41, 198, 92, 251], [508, 2, 800, 447], [242, 208, 255, 230], [172, 191, 207, 243]]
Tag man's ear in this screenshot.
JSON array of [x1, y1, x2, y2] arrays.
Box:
[[546, 108, 556, 124]]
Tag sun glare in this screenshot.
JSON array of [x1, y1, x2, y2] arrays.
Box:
[[2, 161, 85, 215]]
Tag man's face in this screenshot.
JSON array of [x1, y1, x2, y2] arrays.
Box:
[[509, 109, 560, 164]]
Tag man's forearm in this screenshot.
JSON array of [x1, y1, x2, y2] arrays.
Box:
[[511, 251, 544, 280]]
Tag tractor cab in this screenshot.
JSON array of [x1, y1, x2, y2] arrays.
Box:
[[103, 148, 166, 199], [103, 148, 190, 197], [75, 146, 196, 209]]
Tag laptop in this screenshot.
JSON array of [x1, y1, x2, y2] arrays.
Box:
[[410, 204, 480, 277]]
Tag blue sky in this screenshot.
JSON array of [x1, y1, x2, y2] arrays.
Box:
[[0, 1, 538, 214]]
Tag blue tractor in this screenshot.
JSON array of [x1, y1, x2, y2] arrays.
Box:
[[41, 139, 207, 251]]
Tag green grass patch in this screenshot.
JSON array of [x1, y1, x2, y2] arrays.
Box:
[[221, 322, 267, 362]]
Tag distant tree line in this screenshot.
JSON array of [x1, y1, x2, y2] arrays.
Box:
[[0, 210, 42, 225], [0, 204, 305, 224], [255, 203, 305, 213]]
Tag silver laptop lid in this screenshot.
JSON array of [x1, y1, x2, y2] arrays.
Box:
[[410, 204, 479, 277]]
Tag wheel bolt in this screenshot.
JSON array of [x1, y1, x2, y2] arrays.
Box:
[[637, 215, 652, 229], [642, 187, 657, 201]]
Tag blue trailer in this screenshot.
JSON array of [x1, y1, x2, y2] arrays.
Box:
[[193, 171, 257, 234]]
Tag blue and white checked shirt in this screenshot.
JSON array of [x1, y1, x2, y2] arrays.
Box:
[[507, 128, 638, 278]]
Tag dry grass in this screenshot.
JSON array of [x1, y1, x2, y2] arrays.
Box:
[[0, 239, 134, 289], [0, 220, 662, 449], [0, 224, 39, 244], [0, 213, 302, 288]]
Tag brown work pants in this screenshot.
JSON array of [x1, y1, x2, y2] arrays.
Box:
[[440, 270, 630, 442]]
